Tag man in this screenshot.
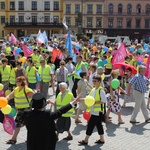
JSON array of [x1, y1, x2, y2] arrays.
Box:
[[38, 58, 53, 99], [72, 55, 87, 97], [127, 65, 150, 123]]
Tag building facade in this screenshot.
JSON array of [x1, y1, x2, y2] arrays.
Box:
[[63, 0, 104, 37], [103, 0, 150, 40], [0, 0, 64, 38]]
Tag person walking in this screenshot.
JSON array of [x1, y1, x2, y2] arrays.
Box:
[[6, 76, 34, 144], [127, 65, 150, 123], [78, 75, 107, 145]]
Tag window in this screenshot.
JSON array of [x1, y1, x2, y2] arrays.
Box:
[[66, 4, 71, 13], [117, 18, 123, 27], [87, 18, 92, 27], [54, 1, 59, 10], [87, 5, 93, 14], [126, 19, 132, 27], [44, 16, 50, 23], [118, 4, 123, 14], [53, 16, 59, 23], [10, 2, 15, 10], [1, 16, 5, 23], [44, 1, 50, 10], [32, 1, 37, 10], [136, 4, 141, 14], [75, 4, 80, 13], [10, 16, 15, 22], [75, 18, 78, 26], [145, 19, 150, 28], [66, 17, 71, 26], [145, 4, 150, 15], [96, 18, 102, 27], [19, 16, 24, 22], [97, 5, 102, 13], [0, 2, 5, 9], [127, 4, 132, 14], [108, 4, 113, 14], [136, 19, 141, 28], [18, 1, 24, 10], [108, 19, 113, 27], [32, 16, 37, 22]]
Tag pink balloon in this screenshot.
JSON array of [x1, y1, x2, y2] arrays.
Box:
[[0, 90, 5, 97]]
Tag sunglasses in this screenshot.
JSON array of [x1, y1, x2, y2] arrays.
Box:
[[61, 64, 65, 65], [93, 80, 98, 82]]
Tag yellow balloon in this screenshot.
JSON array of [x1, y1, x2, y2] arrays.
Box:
[[0, 84, 4, 90], [1, 105, 12, 114], [5, 90, 11, 96], [101, 74, 105, 81], [85, 96, 95, 107]]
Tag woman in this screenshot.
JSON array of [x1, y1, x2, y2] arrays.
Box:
[[88, 64, 97, 86], [25, 58, 37, 90], [55, 61, 68, 97], [122, 68, 135, 107], [54, 82, 75, 141], [75, 72, 92, 123], [78, 75, 107, 145], [24, 92, 81, 150], [106, 70, 125, 124], [6, 76, 34, 144], [16, 61, 25, 78]]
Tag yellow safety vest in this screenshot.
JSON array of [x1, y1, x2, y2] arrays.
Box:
[[5, 47, 11, 56], [38, 65, 51, 82], [26, 66, 36, 83], [74, 62, 84, 79], [31, 53, 38, 62], [1, 65, 11, 81], [56, 91, 75, 117], [36, 55, 41, 68], [89, 86, 104, 112], [105, 56, 112, 69], [14, 86, 33, 108], [9, 68, 17, 85]]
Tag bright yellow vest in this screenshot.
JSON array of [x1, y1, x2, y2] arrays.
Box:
[[1, 65, 11, 81], [89, 86, 104, 112], [74, 62, 84, 79], [5, 47, 11, 56], [26, 66, 36, 83], [38, 65, 51, 82], [14, 86, 33, 108], [105, 56, 112, 69], [56, 91, 75, 117], [36, 55, 41, 68], [9, 68, 17, 85], [32, 53, 38, 62]]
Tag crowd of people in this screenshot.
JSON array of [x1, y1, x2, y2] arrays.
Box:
[[0, 36, 150, 149]]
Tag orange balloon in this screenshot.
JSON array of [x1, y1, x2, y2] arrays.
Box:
[[144, 58, 148, 63], [0, 97, 8, 108]]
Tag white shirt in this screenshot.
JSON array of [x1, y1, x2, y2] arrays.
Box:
[[89, 72, 96, 86]]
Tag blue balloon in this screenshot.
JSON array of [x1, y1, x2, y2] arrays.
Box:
[[143, 44, 148, 49], [89, 39, 94, 44], [146, 48, 150, 53], [104, 47, 108, 52], [129, 47, 134, 52], [16, 48, 21, 54], [103, 60, 108, 65], [137, 61, 142, 65], [76, 45, 81, 50]]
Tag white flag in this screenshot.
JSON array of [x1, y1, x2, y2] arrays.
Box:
[[62, 16, 68, 30]]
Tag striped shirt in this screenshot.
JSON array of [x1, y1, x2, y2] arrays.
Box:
[[129, 73, 149, 93]]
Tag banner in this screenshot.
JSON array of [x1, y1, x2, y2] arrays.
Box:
[[22, 44, 33, 58], [145, 54, 150, 78], [112, 43, 127, 64], [11, 33, 17, 45]]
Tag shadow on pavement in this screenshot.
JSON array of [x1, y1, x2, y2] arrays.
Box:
[[125, 123, 150, 135], [6, 142, 26, 150], [80, 143, 103, 150], [105, 122, 120, 137], [56, 140, 71, 150], [121, 107, 134, 116], [72, 123, 87, 135]]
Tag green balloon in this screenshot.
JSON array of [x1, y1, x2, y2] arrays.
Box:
[[84, 62, 89, 68], [8, 108, 17, 117], [111, 79, 120, 89]]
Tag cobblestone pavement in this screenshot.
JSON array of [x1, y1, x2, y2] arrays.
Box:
[[0, 90, 150, 150]]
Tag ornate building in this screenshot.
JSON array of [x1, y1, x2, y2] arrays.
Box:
[[0, 0, 64, 38]]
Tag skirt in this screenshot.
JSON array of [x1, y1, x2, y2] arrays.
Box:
[[56, 117, 71, 133]]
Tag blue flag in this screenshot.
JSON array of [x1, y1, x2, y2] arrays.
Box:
[[42, 31, 48, 43], [66, 30, 72, 56]]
